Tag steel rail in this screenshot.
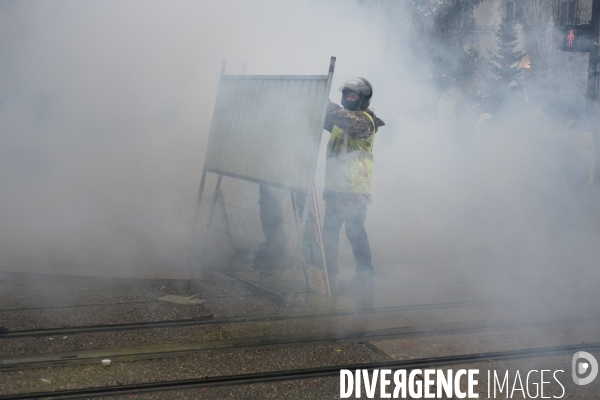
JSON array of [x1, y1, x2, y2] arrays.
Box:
[[3, 342, 599, 400], [4, 288, 599, 339], [3, 313, 599, 371], [0, 293, 260, 313], [0, 296, 544, 339]]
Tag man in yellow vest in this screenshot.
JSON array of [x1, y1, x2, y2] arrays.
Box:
[[322, 77, 385, 293]]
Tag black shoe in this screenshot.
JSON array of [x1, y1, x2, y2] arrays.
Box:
[[245, 253, 276, 272]]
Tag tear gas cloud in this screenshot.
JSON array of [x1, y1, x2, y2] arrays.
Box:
[[0, 0, 598, 311], [0, 0, 404, 277]]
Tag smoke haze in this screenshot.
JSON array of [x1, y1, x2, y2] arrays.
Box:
[[0, 0, 598, 313]]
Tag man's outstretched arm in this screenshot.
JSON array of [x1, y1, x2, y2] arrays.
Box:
[[324, 101, 377, 138]]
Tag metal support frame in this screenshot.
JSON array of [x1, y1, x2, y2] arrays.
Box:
[[187, 61, 228, 276], [285, 57, 336, 305], [215, 187, 236, 262], [190, 57, 336, 304], [199, 173, 222, 265]]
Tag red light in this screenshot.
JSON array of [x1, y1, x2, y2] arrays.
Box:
[[562, 24, 592, 52], [567, 30, 575, 47]]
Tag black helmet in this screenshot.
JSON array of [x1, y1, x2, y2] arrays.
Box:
[[340, 77, 373, 110]]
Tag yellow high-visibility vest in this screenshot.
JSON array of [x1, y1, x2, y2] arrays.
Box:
[[325, 112, 376, 194]]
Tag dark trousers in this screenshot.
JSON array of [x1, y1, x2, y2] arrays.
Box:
[[257, 185, 286, 268], [322, 203, 373, 280]]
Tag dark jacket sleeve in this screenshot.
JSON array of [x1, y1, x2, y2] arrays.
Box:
[[324, 101, 384, 138]]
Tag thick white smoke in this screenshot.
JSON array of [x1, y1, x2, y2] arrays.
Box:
[[0, 0, 411, 277], [0, 0, 598, 314]]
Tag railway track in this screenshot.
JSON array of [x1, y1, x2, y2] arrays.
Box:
[[0, 280, 481, 314], [3, 310, 599, 370], [3, 342, 598, 400], [3, 272, 599, 399], [0, 295, 571, 339], [0, 293, 261, 313]]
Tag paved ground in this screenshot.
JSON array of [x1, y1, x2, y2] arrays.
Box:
[[1, 269, 599, 399], [87, 351, 600, 400]]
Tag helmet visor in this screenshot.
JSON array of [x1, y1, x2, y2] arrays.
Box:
[[339, 78, 371, 96]]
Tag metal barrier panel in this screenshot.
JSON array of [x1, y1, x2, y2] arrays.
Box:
[[199, 172, 304, 296], [192, 58, 335, 302], [204, 75, 329, 191]]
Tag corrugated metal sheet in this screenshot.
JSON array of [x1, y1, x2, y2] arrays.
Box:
[[192, 59, 335, 301], [203, 73, 331, 192]]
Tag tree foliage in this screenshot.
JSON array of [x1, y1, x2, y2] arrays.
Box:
[[487, 21, 526, 84], [413, 0, 485, 31], [410, 0, 485, 91]]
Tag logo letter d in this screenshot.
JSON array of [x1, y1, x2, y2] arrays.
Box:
[[572, 351, 598, 385]]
